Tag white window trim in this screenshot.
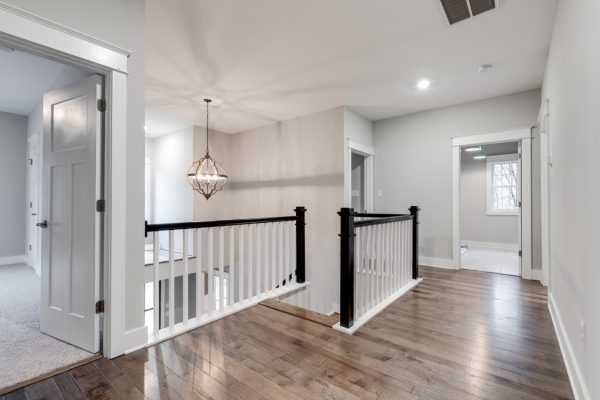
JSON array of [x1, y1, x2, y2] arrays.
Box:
[[486, 154, 519, 216]]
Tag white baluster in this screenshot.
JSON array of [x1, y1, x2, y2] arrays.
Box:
[[229, 227, 235, 307], [278, 222, 283, 291], [355, 227, 362, 318], [219, 227, 225, 311], [284, 222, 290, 287], [195, 228, 202, 319], [168, 230, 175, 331], [248, 225, 254, 298], [182, 230, 188, 326], [152, 232, 159, 334], [208, 228, 214, 313], [239, 225, 244, 302], [271, 223, 276, 292], [256, 224, 262, 296]]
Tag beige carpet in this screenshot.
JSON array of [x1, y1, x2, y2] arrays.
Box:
[[0, 264, 94, 393]]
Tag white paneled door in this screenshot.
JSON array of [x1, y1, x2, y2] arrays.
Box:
[[40, 75, 103, 353]]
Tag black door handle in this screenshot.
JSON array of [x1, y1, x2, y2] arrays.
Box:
[[36, 220, 48, 229]]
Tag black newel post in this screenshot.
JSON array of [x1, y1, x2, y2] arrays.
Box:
[[409, 206, 420, 279], [294, 207, 307, 284], [339, 208, 355, 329], [145, 220, 148, 238]]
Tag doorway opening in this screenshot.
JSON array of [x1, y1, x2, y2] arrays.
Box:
[[452, 127, 533, 279], [0, 42, 103, 394], [346, 141, 374, 213], [460, 142, 521, 276]]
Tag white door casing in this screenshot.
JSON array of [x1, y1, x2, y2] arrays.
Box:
[[27, 134, 41, 272], [40, 75, 103, 353], [346, 140, 374, 212]]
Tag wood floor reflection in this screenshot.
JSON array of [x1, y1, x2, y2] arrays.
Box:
[[5, 267, 573, 399]]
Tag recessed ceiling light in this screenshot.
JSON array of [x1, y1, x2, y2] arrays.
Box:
[[465, 146, 482, 152], [478, 64, 493, 73], [473, 155, 486, 160], [417, 79, 431, 90]]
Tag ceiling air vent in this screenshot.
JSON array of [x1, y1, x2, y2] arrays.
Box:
[[439, 0, 496, 25]]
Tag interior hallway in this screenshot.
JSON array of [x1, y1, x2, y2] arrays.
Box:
[[6, 267, 572, 400]]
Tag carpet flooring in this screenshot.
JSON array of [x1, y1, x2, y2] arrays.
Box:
[[0, 264, 93, 393]]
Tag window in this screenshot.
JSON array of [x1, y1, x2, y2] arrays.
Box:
[[487, 154, 519, 215]]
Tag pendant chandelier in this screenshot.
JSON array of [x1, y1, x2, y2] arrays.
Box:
[[187, 99, 228, 199]]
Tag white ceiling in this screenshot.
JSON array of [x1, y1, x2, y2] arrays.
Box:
[[0, 47, 66, 116], [145, 0, 558, 136]]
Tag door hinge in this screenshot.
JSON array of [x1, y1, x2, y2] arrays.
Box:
[[95, 300, 104, 314], [97, 99, 106, 112], [518, 250, 522, 257], [96, 199, 106, 212], [519, 201, 522, 208]]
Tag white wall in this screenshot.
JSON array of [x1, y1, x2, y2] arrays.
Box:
[[0, 111, 27, 262], [194, 107, 345, 314], [373, 89, 541, 266], [542, 1, 599, 398], [6, 0, 147, 348], [153, 128, 194, 225], [152, 128, 194, 252], [460, 154, 518, 246]]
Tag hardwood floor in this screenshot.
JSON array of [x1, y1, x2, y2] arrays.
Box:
[[4, 267, 573, 399]]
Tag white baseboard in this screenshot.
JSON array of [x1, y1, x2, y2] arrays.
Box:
[[333, 278, 423, 334], [462, 240, 519, 251], [548, 292, 590, 400], [530, 269, 542, 282], [0, 255, 27, 266], [419, 256, 457, 269]]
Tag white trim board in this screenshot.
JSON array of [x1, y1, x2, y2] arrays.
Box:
[[0, 255, 27, 266], [462, 241, 519, 251], [419, 256, 457, 269], [548, 292, 591, 400], [333, 278, 423, 334]]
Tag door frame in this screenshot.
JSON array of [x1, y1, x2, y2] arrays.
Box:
[[26, 133, 41, 273], [346, 140, 374, 212], [0, 3, 138, 357], [452, 127, 534, 279], [538, 99, 550, 288]]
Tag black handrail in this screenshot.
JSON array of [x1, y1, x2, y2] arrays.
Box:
[[145, 216, 296, 234], [339, 206, 420, 329], [354, 213, 409, 218], [354, 214, 413, 227], [144, 207, 307, 284]]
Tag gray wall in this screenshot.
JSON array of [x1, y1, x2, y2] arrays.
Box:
[[542, 1, 599, 398], [373, 89, 541, 264], [6, 0, 147, 336], [460, 148, 518, 245], [0, 111, 27, 260]]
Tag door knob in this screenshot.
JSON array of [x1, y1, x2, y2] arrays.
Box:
[[36, 220, 48, 229]]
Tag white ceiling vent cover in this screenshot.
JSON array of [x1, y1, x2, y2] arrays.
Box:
[[437, 0, 499, 25]]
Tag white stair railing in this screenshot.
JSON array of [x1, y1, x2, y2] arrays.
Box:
[[143, 208, 307, 344], [334, 207, 422, 334]]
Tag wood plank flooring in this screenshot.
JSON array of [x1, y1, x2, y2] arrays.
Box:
[[259, 299, 339, 327], [4, 267, 573, 399]]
